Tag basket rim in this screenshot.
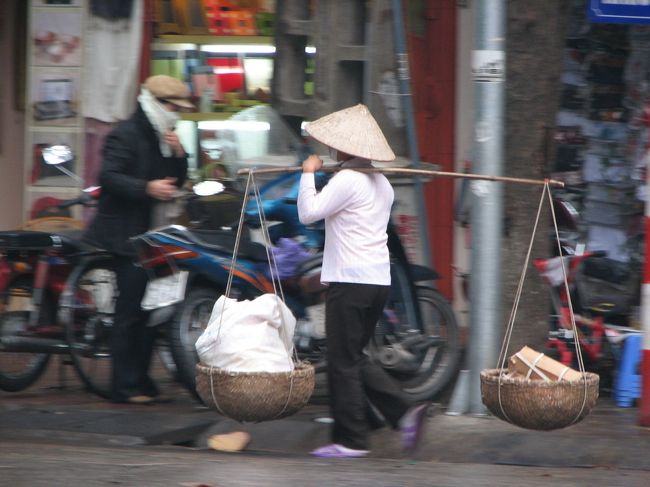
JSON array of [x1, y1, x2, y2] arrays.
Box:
[[480, 368, 600, 387], [196, 361, 314, 378]]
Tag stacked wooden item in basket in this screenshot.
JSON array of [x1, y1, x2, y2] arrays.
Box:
[[505, 346, 582, 382]]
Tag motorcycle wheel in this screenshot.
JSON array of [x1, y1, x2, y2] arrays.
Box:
[[170, 276, 462, 403], [60, 257, 116, 399], [169, 286, 218, 395], [370, 285, 461, 402], [0, 277, 51, 392]]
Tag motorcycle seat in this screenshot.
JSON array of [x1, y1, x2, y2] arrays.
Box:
[[57, 232, 106, 254], [164, 227, 269, 262], [0, 230, 106, 255], [0, 230, 55, 250], [582, 257, 630, 284]]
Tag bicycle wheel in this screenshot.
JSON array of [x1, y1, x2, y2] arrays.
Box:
[[60, 256, 116, 398], [0, 277, 51, 392]]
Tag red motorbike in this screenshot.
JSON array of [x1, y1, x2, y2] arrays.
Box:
[[0, 145, 115, 396], [534, 248, 641, 391]]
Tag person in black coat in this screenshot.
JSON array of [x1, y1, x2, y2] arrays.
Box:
[[85, 75, 193, 404]]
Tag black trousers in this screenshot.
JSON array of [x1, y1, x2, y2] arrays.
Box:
[[110, 257, 158, 402], [325, 282, 411, 450]]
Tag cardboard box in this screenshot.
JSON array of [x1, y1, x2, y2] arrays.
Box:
[[508, 345, 582, 382]]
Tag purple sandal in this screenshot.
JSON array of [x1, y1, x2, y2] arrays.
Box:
[[310, 443, 369, 458], [399, 402, 432, 454]]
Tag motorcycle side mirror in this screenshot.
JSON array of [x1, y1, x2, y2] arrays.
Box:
[[41, 144, 84, 184], [193, 180, 225, 197], [82, 186, 102, 200], [42, 144, 74, 165]]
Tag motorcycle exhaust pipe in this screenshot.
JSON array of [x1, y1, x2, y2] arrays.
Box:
[[0, 336, 70, 354]]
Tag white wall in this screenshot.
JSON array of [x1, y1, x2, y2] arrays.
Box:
[[0, 0, 26, 230]]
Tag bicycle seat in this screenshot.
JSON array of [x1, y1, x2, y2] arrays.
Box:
[[163, 226, 269, 262]]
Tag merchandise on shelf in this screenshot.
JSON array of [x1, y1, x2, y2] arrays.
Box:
[[554, 2, 646, 265]]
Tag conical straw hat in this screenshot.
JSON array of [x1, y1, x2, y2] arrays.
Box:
[[305, 104, 396, 162]]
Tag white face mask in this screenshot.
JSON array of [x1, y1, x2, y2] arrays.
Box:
[[328, 146, 339, 161], [138, 88, 181, 156], [160, 106, 180, 132]]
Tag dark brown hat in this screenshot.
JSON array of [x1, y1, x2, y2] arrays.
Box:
[[144, 75, 194, 109]]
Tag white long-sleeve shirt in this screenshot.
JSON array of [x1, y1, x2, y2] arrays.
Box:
[[297, 158, 394, 285]]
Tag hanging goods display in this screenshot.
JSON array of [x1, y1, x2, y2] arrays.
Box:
[[480, 181, 599, 431], [195, 171, 315, 422], [225, 164, 572, 425]]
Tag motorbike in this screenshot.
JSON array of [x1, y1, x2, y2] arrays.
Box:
[[0, 145, 117, 396], [131, 168, 462, 403], [534, 243, 642, 392]]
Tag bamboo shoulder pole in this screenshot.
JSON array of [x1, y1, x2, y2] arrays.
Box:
[[236, 166, 565, 188]]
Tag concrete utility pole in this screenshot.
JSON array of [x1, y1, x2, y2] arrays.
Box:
[[448, 0, 506, 415], [467, 0, 506, 415]]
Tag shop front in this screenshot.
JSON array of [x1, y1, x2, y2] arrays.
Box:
[[3, 0, 459, 304], [551, 0, 648, 325]]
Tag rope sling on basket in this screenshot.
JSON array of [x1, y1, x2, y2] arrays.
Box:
[[195, 171, 315, 422], [480, 181, 599, 431]]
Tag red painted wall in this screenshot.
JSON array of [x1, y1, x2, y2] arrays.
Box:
[[0, 0, 27, 230], [140, 0, 155, 82], [407, 0, 456, 300]]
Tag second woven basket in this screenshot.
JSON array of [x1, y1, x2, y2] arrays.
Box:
[[480, 369, 599, 431]]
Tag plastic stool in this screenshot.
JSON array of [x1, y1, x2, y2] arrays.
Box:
[[613, 334, 642, 407]]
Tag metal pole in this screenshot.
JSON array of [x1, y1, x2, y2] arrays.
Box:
[[390, 0, 433, 269], [448, 0, 507, 415]]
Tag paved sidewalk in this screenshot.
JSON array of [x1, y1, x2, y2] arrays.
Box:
[[4, 439, 650, 487], [2, 375, 649, 471]]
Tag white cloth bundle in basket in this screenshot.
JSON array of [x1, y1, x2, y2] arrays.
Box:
[[195, 293, 296, 373]]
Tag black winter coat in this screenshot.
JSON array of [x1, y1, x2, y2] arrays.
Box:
[[84, 104, 187, 256]]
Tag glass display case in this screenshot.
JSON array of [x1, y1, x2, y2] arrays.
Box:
[[151, 35, 277, 181]]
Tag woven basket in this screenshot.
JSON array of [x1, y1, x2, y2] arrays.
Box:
[[195, 361, 315, 422], [480, 368, 599, 431]]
